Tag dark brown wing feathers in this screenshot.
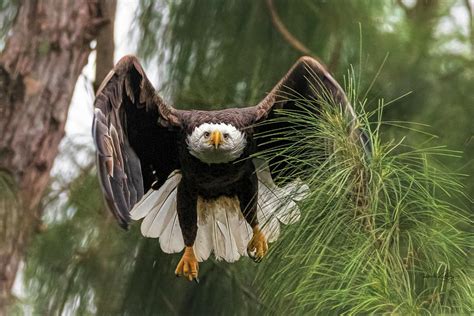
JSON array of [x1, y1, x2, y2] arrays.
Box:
[[177, 107, 259, 134], [255, 56, 351, 120], [252, 56, 369, 180], [93, 55, 181, 228]]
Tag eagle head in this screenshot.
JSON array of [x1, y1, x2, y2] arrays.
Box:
[[186, 123, 247, 164]]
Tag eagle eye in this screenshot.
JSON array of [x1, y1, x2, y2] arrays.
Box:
[[223, 133, 229, 139], [204, 132, 210, 138]]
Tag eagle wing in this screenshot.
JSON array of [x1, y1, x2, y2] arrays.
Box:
[[92, 55, 182, 228], [252, 56, 370, 181]]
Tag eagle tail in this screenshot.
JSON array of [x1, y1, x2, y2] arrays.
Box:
[[195, 196, 248, 262]]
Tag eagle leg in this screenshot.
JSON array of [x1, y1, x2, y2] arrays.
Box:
[[238, 172, 268, 262], [247, 225, 268, 262], [175, 246, 199, 282], [175, 181, 199, 281]]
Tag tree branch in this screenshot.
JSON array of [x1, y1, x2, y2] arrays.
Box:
[[396, 0, 411, 13], [94, 0, 117, 92], [265, 0, 313, 56]]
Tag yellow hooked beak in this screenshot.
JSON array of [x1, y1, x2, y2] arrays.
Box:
[[209, 130, 223, 148]]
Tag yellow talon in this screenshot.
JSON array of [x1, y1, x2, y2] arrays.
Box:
[[175, 246, 199, 282], [247, 225, 268, 262]]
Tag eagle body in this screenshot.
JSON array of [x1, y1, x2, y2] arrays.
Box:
[[178, 137, 257, 200], [93, 55, 369, 281], [175, 118, 259, 247]]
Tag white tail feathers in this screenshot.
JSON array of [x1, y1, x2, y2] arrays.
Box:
[[194, 196, 248, 262], [130, 160, 308, 262]]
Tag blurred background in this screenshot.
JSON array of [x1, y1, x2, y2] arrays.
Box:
[[0, 0, 472, 314]]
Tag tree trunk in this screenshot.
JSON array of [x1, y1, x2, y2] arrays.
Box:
[[0, 0, 106, 309]]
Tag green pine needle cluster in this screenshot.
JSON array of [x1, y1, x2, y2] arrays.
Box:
[[255, 72, 473, 314]]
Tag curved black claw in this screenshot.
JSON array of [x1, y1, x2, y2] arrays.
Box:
[[247, 249, 261, 263]]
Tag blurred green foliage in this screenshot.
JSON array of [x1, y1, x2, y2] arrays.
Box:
[[9, 0, 472, 314]]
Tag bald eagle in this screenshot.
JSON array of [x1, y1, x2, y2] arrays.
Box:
[[93, 55, 368, 282]]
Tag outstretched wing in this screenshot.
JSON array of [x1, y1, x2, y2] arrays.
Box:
[[253, 56, 370, 181], [92, 55, 182, 228]]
